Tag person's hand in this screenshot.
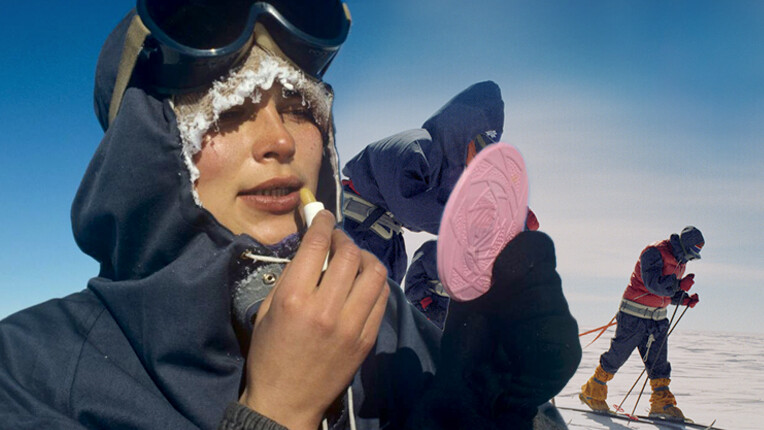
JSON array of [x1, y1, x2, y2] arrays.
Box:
[[682, 293, 700, 308], [671, 290, 687, 306], [240, 210, 390, 430], [679, 273, 695, 292]]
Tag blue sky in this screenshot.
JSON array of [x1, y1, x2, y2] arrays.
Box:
[[1, 1, 762, 334]]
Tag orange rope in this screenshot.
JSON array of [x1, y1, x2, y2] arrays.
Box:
[[579, 315, 617, 336], [579, 314, 617, 348]]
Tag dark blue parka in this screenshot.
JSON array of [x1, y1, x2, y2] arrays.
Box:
[[0, 12, 440, 430], [341, 82, 504, 282]]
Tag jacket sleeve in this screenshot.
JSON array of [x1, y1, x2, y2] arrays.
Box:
[[218, 403, 288, 430], [342, 128, 447, 234], [403, 240, 440, 303], [0, 315, 89, 429], [640, 247, 679, 297]]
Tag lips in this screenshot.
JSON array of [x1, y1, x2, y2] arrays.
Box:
[[239, 177, 303, 214]]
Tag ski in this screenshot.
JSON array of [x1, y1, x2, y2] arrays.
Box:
[[558, 406, 726, 430], [611, 402, 639, 421]]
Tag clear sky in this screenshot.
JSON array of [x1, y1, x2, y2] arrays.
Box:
[[1, 1, 762, 334]]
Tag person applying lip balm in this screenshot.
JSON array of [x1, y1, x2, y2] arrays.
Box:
[[301, 187, 329, 271]]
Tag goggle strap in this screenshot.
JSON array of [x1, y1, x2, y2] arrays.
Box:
[[109, 15, 151, 127], [254, 23, 297, 73]]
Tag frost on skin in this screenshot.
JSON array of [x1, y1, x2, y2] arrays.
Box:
[[172, 47, 332, 206]]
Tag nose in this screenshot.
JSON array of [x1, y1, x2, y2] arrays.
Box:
[[250, 101, 296, 163]]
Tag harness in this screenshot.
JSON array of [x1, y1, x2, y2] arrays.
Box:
[[342, 190, 403, 240], [619, 299, 668, 321]]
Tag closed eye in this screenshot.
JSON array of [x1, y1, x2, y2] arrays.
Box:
[[218, 106, 251, 124], [283, 106, 314, 123]]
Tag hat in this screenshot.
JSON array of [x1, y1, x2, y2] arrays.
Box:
[[679, 226, 704, 260]]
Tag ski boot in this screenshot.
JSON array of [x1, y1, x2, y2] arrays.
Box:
[[579, 365, 614, 413], [648, 378, 686, 422]]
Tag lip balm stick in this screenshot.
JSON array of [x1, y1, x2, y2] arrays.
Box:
[[300, 188, 329, 271]]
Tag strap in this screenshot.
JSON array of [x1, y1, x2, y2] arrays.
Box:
[[356, 206, 386, 232], [619, 299, 668, 321], [341, 191, 402, 240], [108, 15, 150, 127]]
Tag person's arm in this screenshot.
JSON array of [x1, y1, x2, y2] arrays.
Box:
[[343, 128, 447, 234], [239, 211, 389, 430], [639, 247, 679, 297]]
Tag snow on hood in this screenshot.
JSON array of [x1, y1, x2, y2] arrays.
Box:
[[171, 45, 336, 206]]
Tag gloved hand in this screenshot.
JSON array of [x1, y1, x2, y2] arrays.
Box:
[[683, 293, 700, 308], [671, 290, 688, 306], [672, 291, 700, 307], [679, 274, 695, 292]]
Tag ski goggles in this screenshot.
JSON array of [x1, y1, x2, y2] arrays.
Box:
[[109, 0, 351, 125]]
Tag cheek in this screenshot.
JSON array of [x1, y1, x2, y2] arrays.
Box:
[[194, 137, 232, 184], [295, 126, 324, 178]]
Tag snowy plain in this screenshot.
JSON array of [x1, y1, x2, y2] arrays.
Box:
[[554, 328, 764, 429]]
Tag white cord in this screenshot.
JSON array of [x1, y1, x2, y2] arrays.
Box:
[[348, 386, 357, 430], [321, 418, 329, 430], [241, 251, 291, 264]]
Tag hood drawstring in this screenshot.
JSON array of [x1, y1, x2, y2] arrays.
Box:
[[242, 251, 292, 265], [321, 386, 356, 430], [348, 386, 357, 430]]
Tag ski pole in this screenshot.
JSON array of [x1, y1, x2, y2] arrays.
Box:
[[615, 304, 680, 413], [629, 305, 690, 417]]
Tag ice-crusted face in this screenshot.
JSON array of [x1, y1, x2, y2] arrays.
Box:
[[172, 45, 334, 244]]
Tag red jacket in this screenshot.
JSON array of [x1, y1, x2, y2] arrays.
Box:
[[623, 239, 686, 308]]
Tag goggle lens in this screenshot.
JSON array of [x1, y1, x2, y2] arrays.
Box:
[[144, 0, 252, 49]]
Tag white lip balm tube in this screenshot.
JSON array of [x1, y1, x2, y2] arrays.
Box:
[[300, 188, 329, 271]]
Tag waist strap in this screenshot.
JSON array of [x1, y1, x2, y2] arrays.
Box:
[[342, 191, 403, 240], [619, 299, 668, 321]]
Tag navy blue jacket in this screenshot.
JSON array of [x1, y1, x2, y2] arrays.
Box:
[[342, 81, 504, 236], [0, 11, 440, 429]]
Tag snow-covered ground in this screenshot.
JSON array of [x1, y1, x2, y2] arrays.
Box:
[[555, 327, 764, 429]]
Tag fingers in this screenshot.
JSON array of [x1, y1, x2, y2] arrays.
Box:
[[358, 279, 390, 347], [275, 210, 335, 299], [262, 215, 387, 351], [315, 229, 364, 311], [342, 250, 389, 335]]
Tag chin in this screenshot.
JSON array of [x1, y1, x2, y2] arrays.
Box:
[[247, 224, 299, 246]]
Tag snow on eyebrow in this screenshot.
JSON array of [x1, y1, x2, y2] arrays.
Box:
[[178, 57, 305, 161], [173, 51, 331, 206]]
